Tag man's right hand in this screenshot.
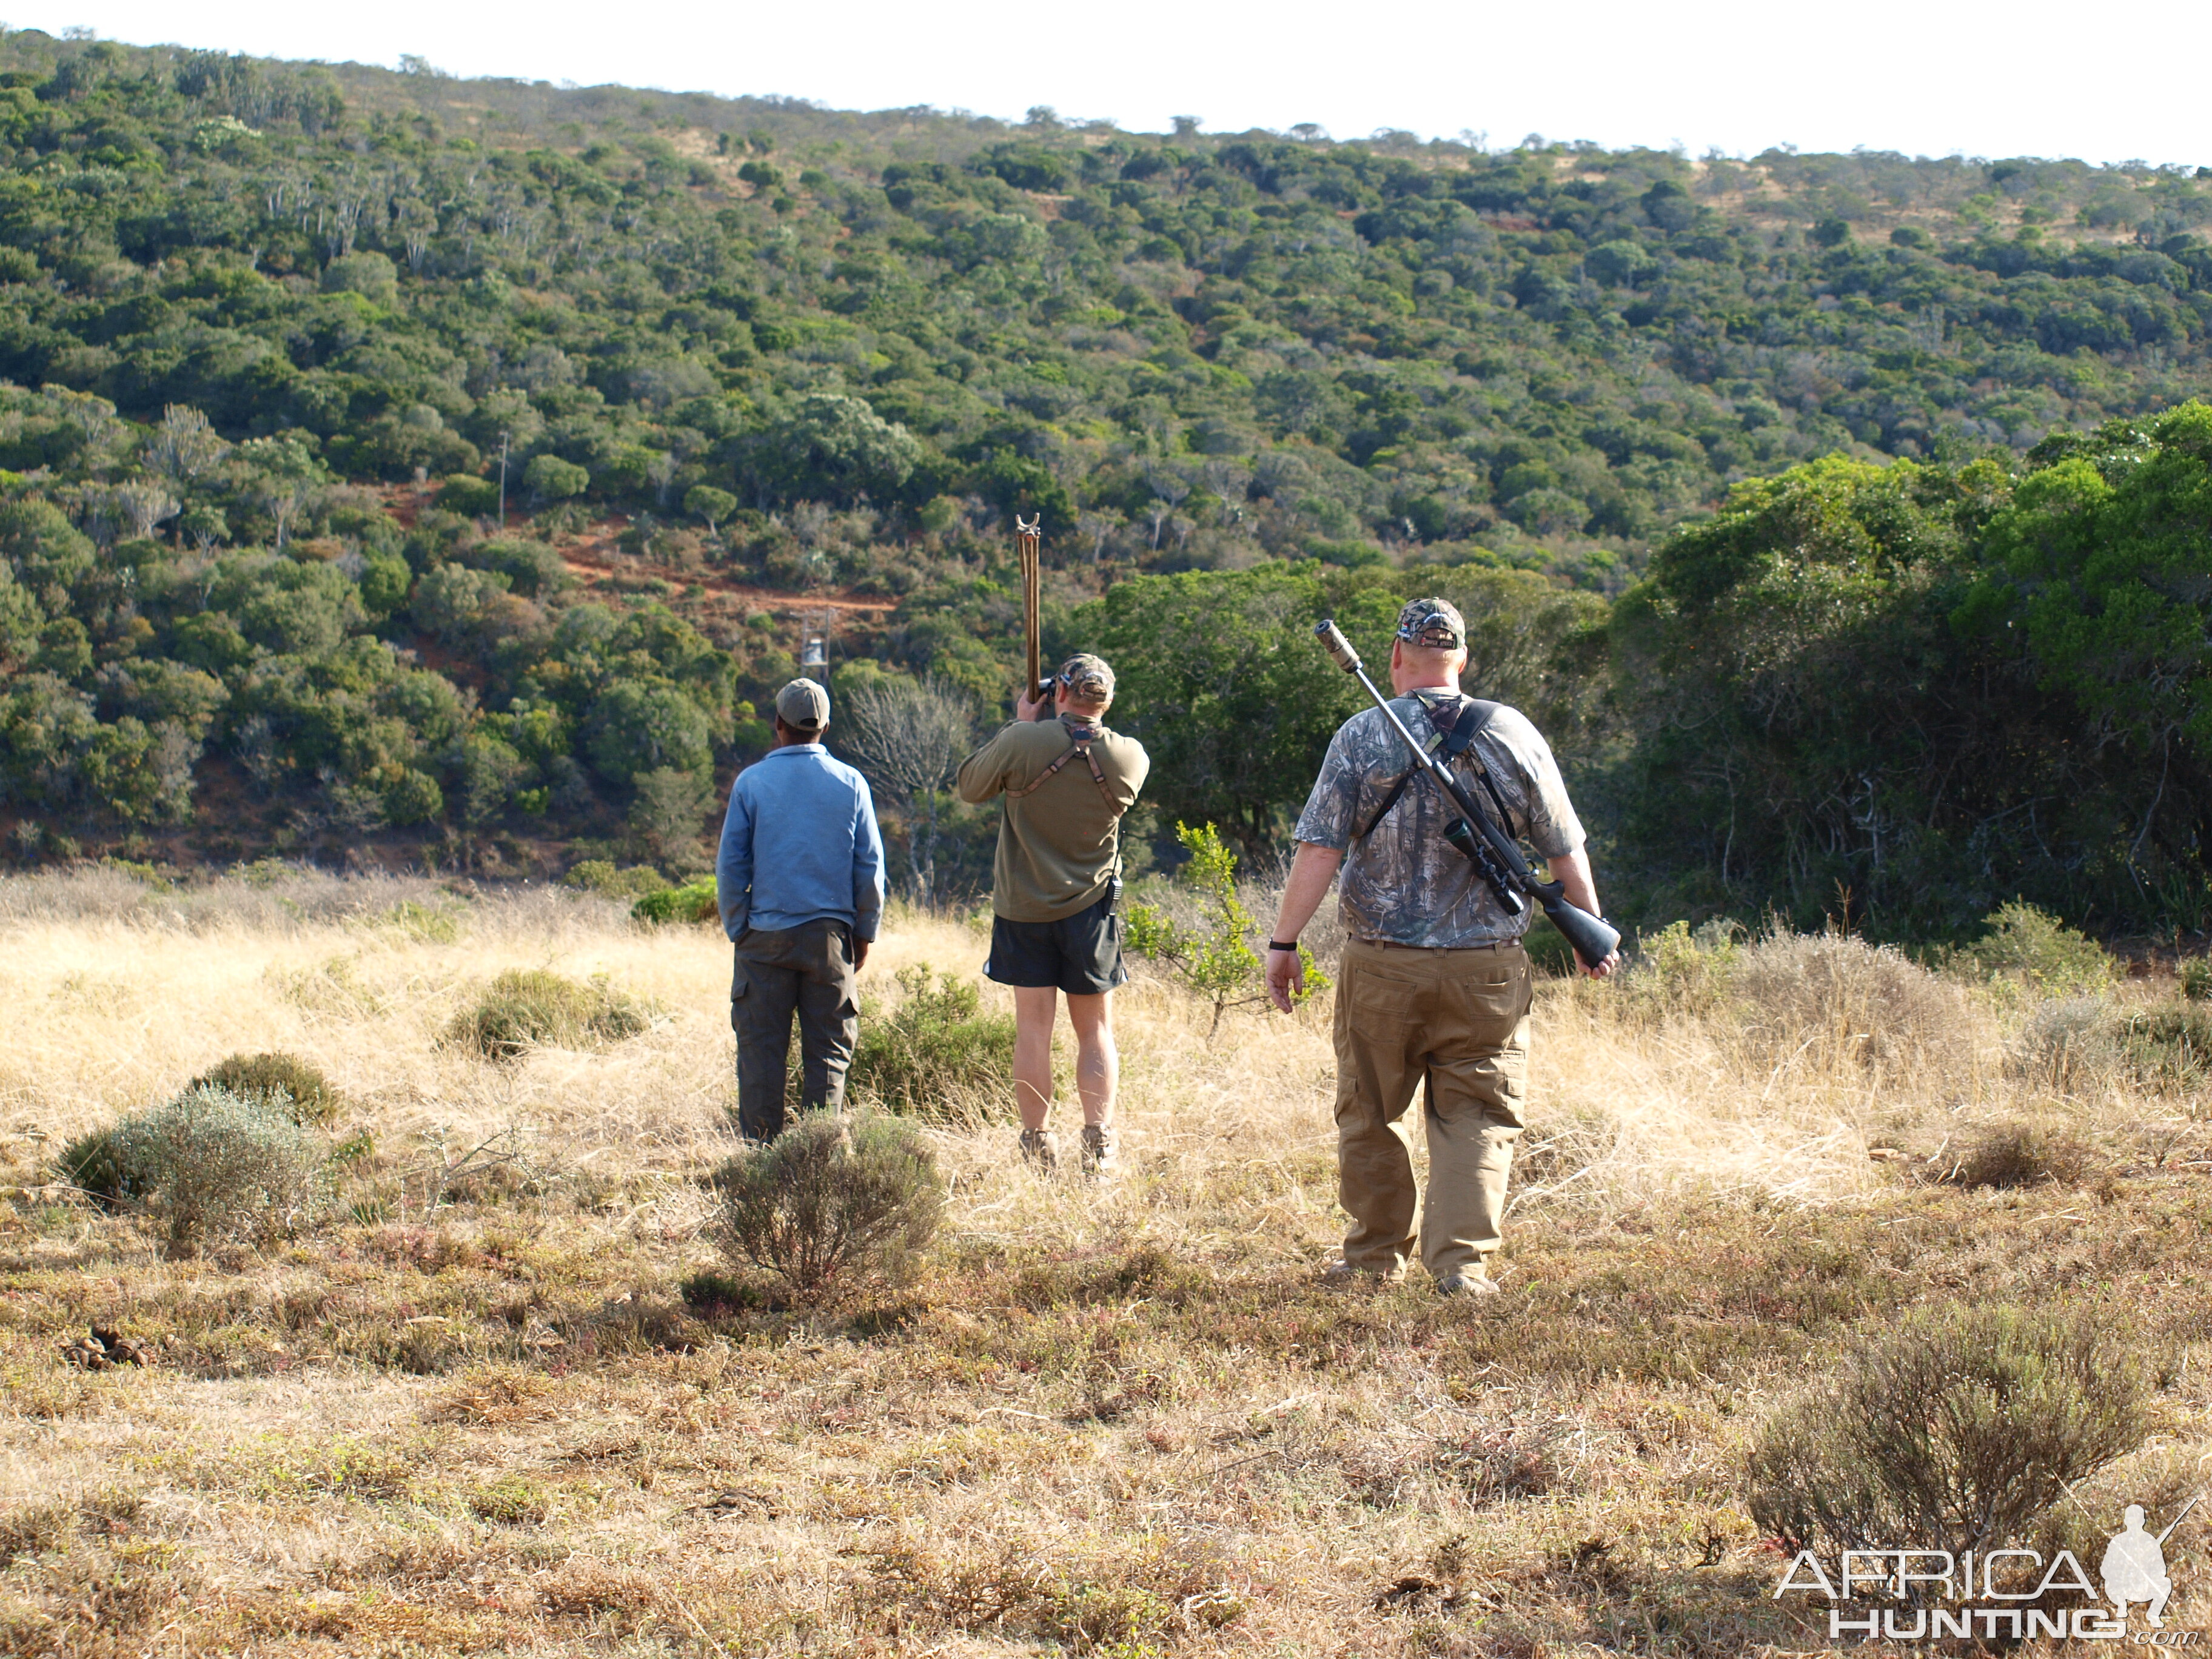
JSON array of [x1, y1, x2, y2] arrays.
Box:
[[1016, 686, 1050, 723], [1265, 945, 1304, 1013]]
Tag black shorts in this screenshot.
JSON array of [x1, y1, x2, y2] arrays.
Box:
[[984, 890, 1127, 996]]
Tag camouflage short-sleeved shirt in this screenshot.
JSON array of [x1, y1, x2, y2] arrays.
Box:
[[1292, 691, 1586, 949]]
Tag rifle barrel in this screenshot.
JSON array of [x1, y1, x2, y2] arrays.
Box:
[[1313, 618, 1621, 968], [2156, 1494, 2200, 1546]]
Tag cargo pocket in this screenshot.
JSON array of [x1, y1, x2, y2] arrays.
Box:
[[729, 973, 750, 1033]]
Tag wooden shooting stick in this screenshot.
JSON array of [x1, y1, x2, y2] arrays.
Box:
[[1016, 514, 1044, 712]]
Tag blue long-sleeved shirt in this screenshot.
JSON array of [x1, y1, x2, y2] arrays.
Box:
[[715, 743, 885, 942]]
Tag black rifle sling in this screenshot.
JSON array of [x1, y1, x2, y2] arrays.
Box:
[[1355, 697, 1498, 840]]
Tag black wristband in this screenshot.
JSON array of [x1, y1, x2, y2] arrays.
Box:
[[1267, 939, 1300, 953]]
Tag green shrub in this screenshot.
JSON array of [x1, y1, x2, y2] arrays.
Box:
[[847, 964, 1015, 1119], [444, 968, 651, 1059], [632, 877, 717, 925], [2184, 957, 2212, 1002], [717, 1111, 943, 1301], [1951, 902, 2111, 995], [187, 1051, 341, 1125], [107, 1084, 329, 1255], [1746, 1305, 2145, 1560], [433, 474, 500, 516], [1124, 822, 1327, 1036], [1617, 917, 1741, 1018], [563, 859, 670, 901], [54, 1123, 143, 1208], [2118, 1000, 2212, 1093]]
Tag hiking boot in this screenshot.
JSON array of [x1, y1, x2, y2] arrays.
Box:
[[1436, 1272, 1500, 1298], [1019, 1127, 1059, 1173], [1079, 1123, 1117, 1178]]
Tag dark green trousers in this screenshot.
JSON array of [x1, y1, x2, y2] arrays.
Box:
[[731, 919, 859, 1142]]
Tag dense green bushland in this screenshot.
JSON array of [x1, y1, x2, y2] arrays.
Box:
[[2, 28, 2211, 934]]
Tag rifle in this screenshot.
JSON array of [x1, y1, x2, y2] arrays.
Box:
[[1016, 514, 1047, 717], [1314, 618, 1621, 971]]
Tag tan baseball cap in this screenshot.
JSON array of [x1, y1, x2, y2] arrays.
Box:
[[774, 677, 830, 732]]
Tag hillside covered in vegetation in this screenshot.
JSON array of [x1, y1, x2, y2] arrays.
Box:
[[2, 27, 2211, 937]]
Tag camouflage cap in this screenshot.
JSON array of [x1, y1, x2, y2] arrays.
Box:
[[774, 677, 830, 732], [1057, 653, 1116, 701], [1396, 596, 1466, 651]]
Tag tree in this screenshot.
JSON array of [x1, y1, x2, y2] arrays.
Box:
[[737, 394, 923, 509], [628, 765, 717, 867], [834, 675, 976, 903], [683, 484, 737, 534], [113, 478, 181, 541], [525, 452, 589, 504], [583, 680, 714, 785], [1083, 567, 1399, 854], [144, 404, 227, 486]]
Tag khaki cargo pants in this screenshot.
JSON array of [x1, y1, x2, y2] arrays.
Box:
[[1333, 937, 1532, 1282]]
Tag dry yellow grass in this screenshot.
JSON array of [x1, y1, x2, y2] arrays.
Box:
[[1, 868, 2208, 1656]]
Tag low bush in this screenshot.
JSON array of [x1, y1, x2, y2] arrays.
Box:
[[53, 1122, 143, 1207], [563, 860, 669, 901], [107, 1084, 329, 1255], [716, 1111, 943, 1301], [1731, 929, 1969, 1074], [444, 969, 651, 1059], [632, 877, 717, 925], [2182, 956, 2212, 1002], [1949, 901, 2112, 995], [2015, 994, 2115, 1090], [1942, 1121, 2093, 1189], [187, 1051, 340, 1125], [2118, 1000, 2212, 1093], [1746, 1304, 2145, 1561], [846, 964, 1015, 1120], [1615, 917, 1740, 1019]]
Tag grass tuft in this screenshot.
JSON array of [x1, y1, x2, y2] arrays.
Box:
[[443, 968, 651, 1059]]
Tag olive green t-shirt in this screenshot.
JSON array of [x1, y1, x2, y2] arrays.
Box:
[[955, 715, 1151, 922]]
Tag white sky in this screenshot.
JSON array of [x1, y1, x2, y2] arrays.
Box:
[[10, 0, 2211, 169]]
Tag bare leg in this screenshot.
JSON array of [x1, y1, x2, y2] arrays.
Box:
[[1064, 992, 1117, 1127], [1011, 986, 1059, 1131]]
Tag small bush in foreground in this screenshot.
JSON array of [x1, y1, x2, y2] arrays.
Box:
[[847, 964, 1014, 1119], [717, 1112, 943, 1301], [444, 968, 650, 1059], [187, 1051, 340, 1125], [632, 877, 717, 925], [109, 1084, 329, 1256], [1746, 1304, 2144, 1561]]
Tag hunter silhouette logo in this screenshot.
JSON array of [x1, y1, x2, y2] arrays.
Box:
[[2104, 1498, 2196, 1630], [1776, 1495, 2203, 1641]]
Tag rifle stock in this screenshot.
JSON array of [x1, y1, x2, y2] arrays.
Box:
[[1313, 618, 1621, 970]]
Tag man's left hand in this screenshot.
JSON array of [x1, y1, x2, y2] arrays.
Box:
[[854, 939, 872, 972]]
